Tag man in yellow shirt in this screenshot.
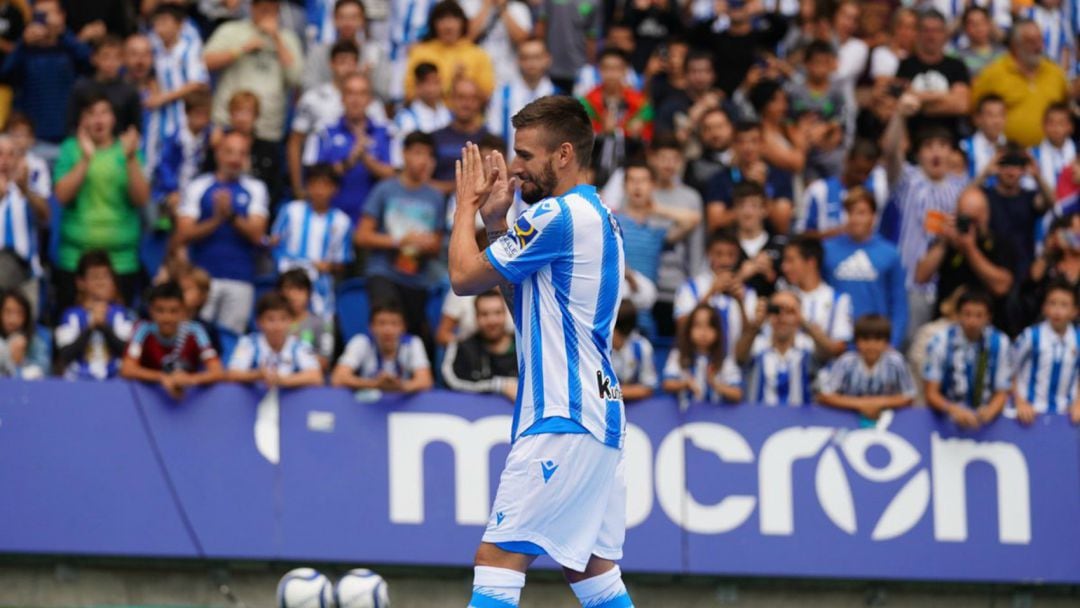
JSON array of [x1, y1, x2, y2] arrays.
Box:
[[971, 18, 1067, 148]]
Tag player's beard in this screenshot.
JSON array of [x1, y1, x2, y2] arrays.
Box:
[[519, 158, 559, 204]]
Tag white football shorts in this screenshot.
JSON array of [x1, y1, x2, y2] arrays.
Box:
[[481, 431, 626, 572]]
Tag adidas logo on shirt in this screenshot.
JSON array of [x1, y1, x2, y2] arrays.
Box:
[[834, 250, 879, 282]]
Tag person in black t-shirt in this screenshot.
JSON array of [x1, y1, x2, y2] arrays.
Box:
[[978, 143, 1054, 279], [915, 188, 1016, 329], [441, 289, 518, 401], [895, 10, 970, 141]]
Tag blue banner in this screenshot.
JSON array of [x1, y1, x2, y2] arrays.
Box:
[[1, 379, 1078, 583]]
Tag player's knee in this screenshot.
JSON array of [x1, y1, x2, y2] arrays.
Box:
[[563, 556, 616, 584], [474, 542, 529, 570]]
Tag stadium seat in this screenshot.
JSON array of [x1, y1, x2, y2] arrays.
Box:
[[427, 280, 450, 334], [337, 278, 370, 342]]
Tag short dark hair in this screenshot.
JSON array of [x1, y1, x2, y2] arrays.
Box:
[[414, 61, 439, 81], [707, 228, 740, 251], [914, 125, 954, 151], [918, 8, 947, 28], [511, 96, 595, 169], [848, 138, 881, 162], [425, 0, 467, 40], [748, 80, 783, 116], [5, 111, 33, 135], [147, 281, 184, 305], [624, 160, 655, 181], [684, 49, 715, 73], [305, 162, 341, 186], [474, 289, 503, 312], [732, 180, 766, 204], [804, 40, 837, 61], [77, 250, 114, 278], [1044, 278, 1078, 305], [1045, 102, 1071, 122], [256, 292, 291, 318], [94, 34, 125, 53], [329, 38, 360, 60], [183, 89, 212, 114], [975, 94, 1005, 114], [960, 5, 990, 26], [151, 3, 186, 22], [614, 299, 637, 336], [403, 130, 436, 154], [478, 133, 507, 155], [649, 133, 682, 154], [785, 235, 824, 270], [277, 268, 313, 292], [854, 314, 892, 341], [734, 120, 762, 136], [598, 47, 631, 66], [370, 302, 406, 323], [956, 288, 994, 314], [78, 91, 113, 118], [334, 0, 365, 15]]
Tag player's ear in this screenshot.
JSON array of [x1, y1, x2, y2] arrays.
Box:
[[558, 142, 574, 169]]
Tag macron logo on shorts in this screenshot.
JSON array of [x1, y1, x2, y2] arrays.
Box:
[[541, 460, 558, 484]]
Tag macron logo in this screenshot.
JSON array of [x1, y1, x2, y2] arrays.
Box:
[[833, 250, 879, 282], [541, 460, 558, 483], [496, 512, 505, 526]]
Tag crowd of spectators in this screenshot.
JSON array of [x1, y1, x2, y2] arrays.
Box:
[[3, 0, 1080, 429]]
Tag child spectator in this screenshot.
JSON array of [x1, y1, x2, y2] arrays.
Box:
[[611, 300, 657, 402], [1010, 280, 1080, 425], [0, 133, 48, 318], [0, 289, 49, 379], [662, 303, 742, 405], [731, 181, 783, 298], [55, 251, 135, 381], [120, 282, 224, 399], [923, 289, 1012, 430], [1030, 103, 1075, 191], [176, 131, 269, 335], [147, 4, 209, 151], [673, 230, 754, 355], [213, 91, 281, 202], [797, 139, 886, 239], [780, 235, 853, 358], [6, 112, 52, 202], [616, 161, 700, 287], [174, 264, 221, 354], [227, 292, 325, 388], [330, 304, 434, 393], [441, 289, 517, 400], [272, 163, 353, 316], [959, 94, 1006, 180], [277, 269, 335, 372], [354, 131, 444, 344], [737, 291, 817, 407], [816, 314, 916, 423], [152, 89, 213, 232], [68, 35, 142, 135], [785, 40, 848, 181], [391, 62, 451, 168]]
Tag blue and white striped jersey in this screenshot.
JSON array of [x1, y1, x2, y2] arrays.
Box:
[[486, 77, 558, 148], [1011, 321, 1080, 414], [817, 349, 916, 398], [923, 323, 1012, 407], [337, 333, 430, 379], [611, 331, 658, 388], [1025, 5, 1073, 67], [790, 283, 854, 343], [959, 131, 1004, 181], [389, 0, 435, 61], [271, 200, 355, 316], [151, 35, 209, 147], [228, 333, 321, 374], [797, 169, 888, 234], [662, 350, 742, 404], [746, 333, 816, 406], [672, 271, 757, 358], [0, 182, 42, 276], [390, 100, 451, 167], [484, 184, 627, 447], [888, 164, 967, 292], [1030, 138, 1076, 192]]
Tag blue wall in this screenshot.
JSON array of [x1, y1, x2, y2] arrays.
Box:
[[1, 379, 1078, 583]]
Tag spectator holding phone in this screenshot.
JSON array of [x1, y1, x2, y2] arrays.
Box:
[[915, 188, 1016, 330]]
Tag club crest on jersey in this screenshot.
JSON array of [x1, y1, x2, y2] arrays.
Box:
[[513, 216, 539, 249]]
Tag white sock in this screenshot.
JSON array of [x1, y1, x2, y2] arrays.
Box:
[[468, 566, 525, 608], [570, 566, 634, 608]]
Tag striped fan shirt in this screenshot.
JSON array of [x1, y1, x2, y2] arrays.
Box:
[[1010, 321, 1080, 414]]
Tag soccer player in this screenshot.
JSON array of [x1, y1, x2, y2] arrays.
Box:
[[449, 96, 633, 608]]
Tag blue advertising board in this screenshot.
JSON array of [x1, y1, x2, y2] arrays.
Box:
[[0, 379, 1077, 583]]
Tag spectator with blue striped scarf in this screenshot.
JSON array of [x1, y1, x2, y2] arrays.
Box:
[[816, 314, 915, 423], [662, 303, 742, 405], [923, 289, 1011, 430], [330, 303, 434, 392], [1009, 279, 1080, 425], [227, 292, 324, 388]]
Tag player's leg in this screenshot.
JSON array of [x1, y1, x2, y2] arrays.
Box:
[[467, 542, 537, 608], [564, 556, 634, 607]]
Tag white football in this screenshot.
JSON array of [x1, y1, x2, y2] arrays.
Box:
[[277, 568, 335, 608], [336, 568, 390, 608]]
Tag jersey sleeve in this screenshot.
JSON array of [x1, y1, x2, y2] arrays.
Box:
[[662, 349, 682, 380], [124, 322, 150, 360], [484, 198, 569, 284], [294, 342, 321, 371], [991, 334, 1012, 392], [921, 330, 948, 384], [228, 335, 257, 371], [192, 324, 219, 361], [178, 178, 205, 219], [636, 338, 658, 388], [816, 353, 851, 395], [831, 294, 854, 342], [405, 335, 431, 372], [891, 353, 917, 398], [716, 356, 742, 388], [337, 334, 372, 373]]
